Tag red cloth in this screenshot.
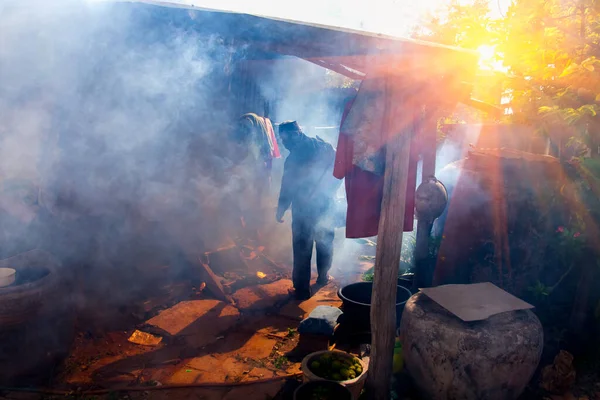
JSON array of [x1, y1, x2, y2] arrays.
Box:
[[334, 98, 418, 238]]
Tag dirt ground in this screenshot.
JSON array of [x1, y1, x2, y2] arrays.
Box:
[[9, 232, 599, 400], [0, 236, 372, 400]]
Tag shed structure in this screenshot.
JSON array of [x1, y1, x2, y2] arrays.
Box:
[[114, 1, 484, 397]]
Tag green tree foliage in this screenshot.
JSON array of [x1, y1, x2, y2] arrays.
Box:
[[413, 0, 505, 123], [418, 0, 600, 154], [413, 0, 496, 49]]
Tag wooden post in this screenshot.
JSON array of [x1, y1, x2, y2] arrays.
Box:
[[366, 78, 414, 400], [414, 106, 438, 289], [421, 106, 438, 180]]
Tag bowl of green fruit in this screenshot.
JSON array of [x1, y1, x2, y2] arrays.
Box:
[[293, 380, 353, 400], [301, 350, 367, 399]]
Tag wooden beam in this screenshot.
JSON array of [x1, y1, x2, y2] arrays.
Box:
[[462, 97, 504, 117], [302, 58, 366, 80], [238, 37, 477, 82], [366, 78, 414, 400]]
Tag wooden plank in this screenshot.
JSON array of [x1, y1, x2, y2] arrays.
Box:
[[196, 261, 232, 304], [161, 223, 233, 303], [366, 78, 414, 400]]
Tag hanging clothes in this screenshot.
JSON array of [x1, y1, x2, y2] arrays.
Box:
[[334, 79, 419, 239], [263, 117, 281, 169], [231, 113, 282, 237], [238, 113, 273, 167]]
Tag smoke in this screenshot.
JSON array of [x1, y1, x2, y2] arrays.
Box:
[[256, 57, 356, 141], [0, 0, 268, 322], [2, 2, 236, 216], [0, 0, 417, 312]]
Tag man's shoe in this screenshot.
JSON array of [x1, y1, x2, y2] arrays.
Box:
[[316, 274, 333, 286], [292, 289, 311, 301]]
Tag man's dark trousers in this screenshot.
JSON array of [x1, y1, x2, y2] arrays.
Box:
[[291, 217, 334, 294]]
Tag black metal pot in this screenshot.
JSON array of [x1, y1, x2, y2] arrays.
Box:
[[398, 274, 413, 289], [294, 380, 353, 400], [337, 282, 412, 332]]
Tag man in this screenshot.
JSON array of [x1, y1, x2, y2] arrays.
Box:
[[276, 121, 340, 300]]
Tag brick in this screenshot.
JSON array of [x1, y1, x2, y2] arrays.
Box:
[[169, 355, 250, 384], [236, 333, 277, 360], [233, 279, 293, 311], [144, 300, 240, 348]]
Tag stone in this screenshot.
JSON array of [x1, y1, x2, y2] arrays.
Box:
[[540, 351, 577, 394], [144, 300, 240, 348], [400, 293, 543, 400], [286, 363, 302, 374], [128, 330, 162, 346], [233, 279, 293, 311], [243, 367, 276, 380], [298, 306, 343, 336], [279, 286, 341, 320]]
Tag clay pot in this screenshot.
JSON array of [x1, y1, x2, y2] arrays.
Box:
[[0, 250, 75, 385], [400, 293, 543, 400], [0, 251, 60, 328]]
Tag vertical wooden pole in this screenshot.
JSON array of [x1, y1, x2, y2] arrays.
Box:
[[366, 79, 414, 400], [414, 106, 438, 289], [421, 106, 438, 179]]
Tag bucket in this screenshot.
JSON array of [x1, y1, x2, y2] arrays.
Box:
[[338, 282, 412, 331], [301, 350, 367, 400]]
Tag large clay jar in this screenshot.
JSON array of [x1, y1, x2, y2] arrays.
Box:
[[400, 293, 543, 400]]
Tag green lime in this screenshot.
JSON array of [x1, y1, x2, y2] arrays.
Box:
[[332, 373, 342, 381], [340, 368, 350, 379], [310, 361, 321, 370], [331, 360, 341, 370]]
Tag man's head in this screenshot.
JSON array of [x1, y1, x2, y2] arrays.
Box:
[[278, 120, 303, 151]]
